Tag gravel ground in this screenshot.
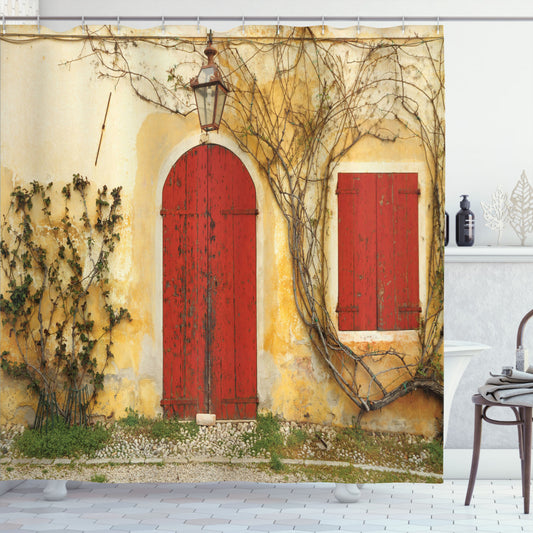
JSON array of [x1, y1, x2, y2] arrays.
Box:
[[92, 421, 258, 460], [0, 419, 442, 484], [0, 460, 441, 484], [1, 462, 305, 483]]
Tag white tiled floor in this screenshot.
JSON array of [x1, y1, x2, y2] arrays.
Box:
[[1, 480, 532, 532]]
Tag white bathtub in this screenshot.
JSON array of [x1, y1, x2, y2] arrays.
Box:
[[443, 340, 490, 445]]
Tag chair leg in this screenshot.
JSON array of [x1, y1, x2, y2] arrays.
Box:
[[523, 407, 531, 514], [465, 404, 483, 506], [518, 411, 525, 498]]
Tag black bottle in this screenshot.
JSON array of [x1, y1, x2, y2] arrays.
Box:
[[444, 211, 449, 246], [456, 195, 475, 246]]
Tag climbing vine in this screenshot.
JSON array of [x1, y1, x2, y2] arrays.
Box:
[[213, 29, 445, 412], [0, 176, 131, 422], [1, 24, 444, 417]]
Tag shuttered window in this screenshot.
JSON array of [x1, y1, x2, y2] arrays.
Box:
[[337, 172, 420, 331]]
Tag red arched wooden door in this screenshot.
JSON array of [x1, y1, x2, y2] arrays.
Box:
[[161, 144, 257, 420]]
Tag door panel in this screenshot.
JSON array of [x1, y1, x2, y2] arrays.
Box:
[[162, 144, 257, 419]]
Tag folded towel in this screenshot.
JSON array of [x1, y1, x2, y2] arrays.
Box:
[[478, 366, 533, 406]]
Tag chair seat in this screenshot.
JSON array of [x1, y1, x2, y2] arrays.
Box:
[[471, 393, 526, 409]]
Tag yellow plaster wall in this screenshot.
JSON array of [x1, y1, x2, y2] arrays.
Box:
[[0, 24, 442, 437]]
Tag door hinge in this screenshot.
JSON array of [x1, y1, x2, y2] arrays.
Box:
[[221, 208, 259, 215], [161, 208, 197, 216], [336, 305, 359, 312]]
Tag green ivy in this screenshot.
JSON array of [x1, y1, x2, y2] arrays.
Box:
[[0, 175, 131, 424]]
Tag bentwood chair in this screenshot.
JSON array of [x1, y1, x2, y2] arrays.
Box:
[[465, 309, 533, 514]]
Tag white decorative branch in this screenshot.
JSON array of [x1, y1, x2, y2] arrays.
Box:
[[481, 187, 510, 245], [509, 170, 533, 245]]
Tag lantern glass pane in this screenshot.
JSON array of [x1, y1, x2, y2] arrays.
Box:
[[196, 85, 216, 129], [198, 66, 215, 84], [214, 89, 227, 127]]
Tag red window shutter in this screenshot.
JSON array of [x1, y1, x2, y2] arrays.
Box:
[[377, 173, 420, 330], [337, 173, 377, 331], [337, 172, 419, 332]]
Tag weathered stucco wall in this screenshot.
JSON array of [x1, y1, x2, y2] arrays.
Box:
[[0, 24, 443, 436]]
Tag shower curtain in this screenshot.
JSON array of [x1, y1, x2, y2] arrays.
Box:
[[0, 22, 444, 485]]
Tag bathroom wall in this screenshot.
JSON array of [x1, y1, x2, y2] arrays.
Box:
[[445, 256, 533, 449]]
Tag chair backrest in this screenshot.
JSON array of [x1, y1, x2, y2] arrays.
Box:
[[516, 309, 533, 371], [517, 310, 533, 349]]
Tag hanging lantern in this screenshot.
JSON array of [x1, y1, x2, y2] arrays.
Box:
[[190, 33, 228, 132]]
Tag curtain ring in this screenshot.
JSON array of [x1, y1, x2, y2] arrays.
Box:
[[2, 15, 5, 35], [242, 15, 245, 35], [161, 16, 165, 34], [322, 15, 325, 35], [437, 15, 440, 34], [276, 15, 280, 36], [197, 16, 200, 33], [37, 15, 40, 34], [357, 16, 360, 35], [402, 16, 405, 34], [117, 16, 120, 34]]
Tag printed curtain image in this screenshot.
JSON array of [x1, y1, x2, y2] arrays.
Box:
[[0, 23, 444, 485]]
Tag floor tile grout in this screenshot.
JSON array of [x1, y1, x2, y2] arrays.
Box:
[[0, 480, 530, 532]]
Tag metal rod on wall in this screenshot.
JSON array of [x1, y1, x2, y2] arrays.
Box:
[[2, 15, 533, 24]]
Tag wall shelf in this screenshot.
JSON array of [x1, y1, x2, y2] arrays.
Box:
[[445, 246, 533, 262]]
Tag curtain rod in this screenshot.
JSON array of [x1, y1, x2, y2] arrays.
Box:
[[2, 15, 533, 24]]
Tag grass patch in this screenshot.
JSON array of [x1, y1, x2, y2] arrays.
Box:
[[335, 421, 364, 443], [277, 463, 442, 484], [269, 453, 285, 472], [286, 428, 308, 448], [117, 407, 152, 429], [242, 412, 285, 470], [242, 412, 284, 456], [117, 409, 199, 442], [329, 424, 442, 474], [90, 473, 107, 483], [422, 438, 443, 471], [13, 420, 110, 459], [150, 418, 199, 441]]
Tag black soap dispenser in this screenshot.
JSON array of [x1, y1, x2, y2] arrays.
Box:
[[456, 195, 475, 246], [444, 211, 449, 246]]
